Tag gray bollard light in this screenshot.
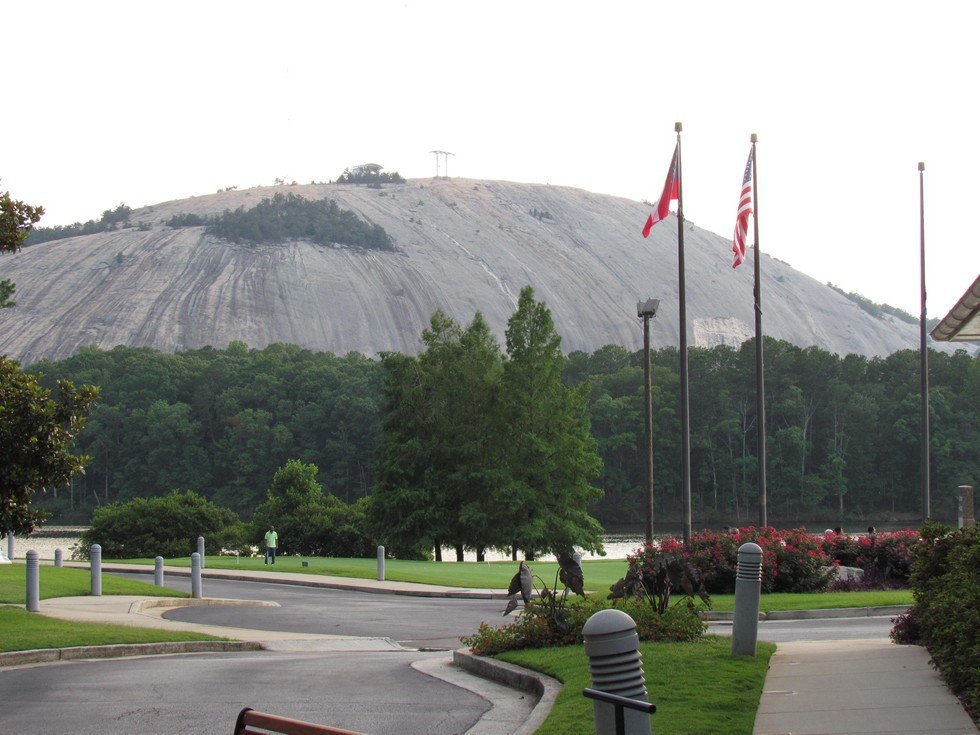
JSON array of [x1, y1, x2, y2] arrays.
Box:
[[377, 546, 385, 581], [191, 552, 202, 598], [54, 548, 63, 567], [26, 550, 40, 612], [154, 556, 164, 587], [7, 533, 14, 561], [90, 544, 102, 596], [197, 536, 205, 568], [582, 609, 652, 735], [732, 542, 763, 656]]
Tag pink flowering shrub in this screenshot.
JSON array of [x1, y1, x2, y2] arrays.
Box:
[[822, 529, 920, 583], [648, 526, 834, 594]]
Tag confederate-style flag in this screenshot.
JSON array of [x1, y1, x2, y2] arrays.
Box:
[[642, 144, 680, 237]]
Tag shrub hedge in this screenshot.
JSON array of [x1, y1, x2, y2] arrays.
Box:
[[900, 522, 979, 717], [76, 490, 247, 559], [655, 527, 835, 594], [821, 529, 919, 583]]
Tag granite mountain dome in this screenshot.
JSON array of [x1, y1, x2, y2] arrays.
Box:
[[0, 178, 937, 365]]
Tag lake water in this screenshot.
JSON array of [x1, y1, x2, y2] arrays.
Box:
[[4, 522, 910, 563], [2, 527, 648, 562], [2, 527, 87, 561]]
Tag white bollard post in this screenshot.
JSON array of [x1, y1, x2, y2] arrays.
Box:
[[191, 552, 202, 598], [377, 546, 385, 581], [582, 609, 653, 735], [90, 544, 102, 596], [7, 533, 14, 561], [154, 556, 164, 587], [732, 542, 763, 656], [26, 550, 40, 612], [54, 548, 63, 567], [197, 536, 205, 568]]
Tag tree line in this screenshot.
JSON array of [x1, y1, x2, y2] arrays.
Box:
[[27, 327, 978, 532], [26, 203, 133, 245], [26, 195, 395, 252]]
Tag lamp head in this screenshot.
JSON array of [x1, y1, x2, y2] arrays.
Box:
[[637, 298, 660, 318]]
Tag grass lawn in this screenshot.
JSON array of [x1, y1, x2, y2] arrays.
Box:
[[0, 563, 189, 605], [115, 555, 912, 610], [499, 636, 776, 735], [0, 605, 223, 653]]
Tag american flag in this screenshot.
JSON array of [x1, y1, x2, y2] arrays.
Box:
[[732, 151, 753, 268]]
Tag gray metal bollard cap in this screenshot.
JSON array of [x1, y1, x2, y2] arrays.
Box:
[[583, 608, 637, 637], [583, 609, 640, 659], [737, 542, 763, 559]]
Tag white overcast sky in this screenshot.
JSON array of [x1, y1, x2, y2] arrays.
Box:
[[4, 0, 978, 316]]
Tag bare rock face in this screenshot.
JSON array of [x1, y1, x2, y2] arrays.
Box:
[[0, 178, 941, 365]]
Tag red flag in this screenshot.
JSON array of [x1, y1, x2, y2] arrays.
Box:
[[642, 144, 679, 237], [732, 151, 753, 268]]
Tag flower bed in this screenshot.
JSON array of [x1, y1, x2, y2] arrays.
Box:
[[653, 526, 835, 594], [821, 529, 919, 583]]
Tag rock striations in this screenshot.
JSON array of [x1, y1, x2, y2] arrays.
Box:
[[0, 178, 940, 365]]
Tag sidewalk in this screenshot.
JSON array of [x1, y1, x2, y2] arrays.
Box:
[[754, 638, 977, 735]]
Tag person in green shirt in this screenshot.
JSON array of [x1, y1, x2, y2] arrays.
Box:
[[264, 525, 278, 565]]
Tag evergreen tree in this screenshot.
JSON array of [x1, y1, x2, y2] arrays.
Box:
[[500, 286, 603, 558]]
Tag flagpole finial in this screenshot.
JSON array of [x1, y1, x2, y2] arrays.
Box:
[[918, 161, 925, 172], [674, 121, 683, 133], [750, 133, 758, 143]]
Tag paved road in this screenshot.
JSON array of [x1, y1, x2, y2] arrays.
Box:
[[121, 570, 897, 647], [118, 572, 510, 650], [0, 649, 488, 735]]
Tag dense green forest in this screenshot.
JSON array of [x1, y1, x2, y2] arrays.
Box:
[[28, 339, 978, 528]]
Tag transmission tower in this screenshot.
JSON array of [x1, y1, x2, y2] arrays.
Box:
[[429, 150, 455, 178]]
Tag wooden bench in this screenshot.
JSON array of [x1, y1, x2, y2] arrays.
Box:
[[233, 707, 366, 735]]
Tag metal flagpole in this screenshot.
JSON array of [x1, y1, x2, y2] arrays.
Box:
[[919, 161, 930, 521], [751, 133, 768, 528], [675, 121, 692, 546]]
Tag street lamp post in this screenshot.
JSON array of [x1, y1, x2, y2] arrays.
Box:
[[638, 298, 660, 544]]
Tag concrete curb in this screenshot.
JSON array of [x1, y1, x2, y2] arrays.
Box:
[[0, 640, 262, 669], [701, 604, 910, 622], [132, 597, 280, 613], [453, 649, 561, 735]]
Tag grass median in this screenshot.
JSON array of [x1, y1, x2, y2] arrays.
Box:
[[0, 563, 222, 654], [114, 555, 912, 611], [500, 636, 776, 735], [0, 563, 189, 604], [0, 606, 224, 653]]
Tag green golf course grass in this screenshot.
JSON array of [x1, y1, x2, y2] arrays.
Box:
[[500, 636, 776, 735], [110, 554, 912, 611]]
